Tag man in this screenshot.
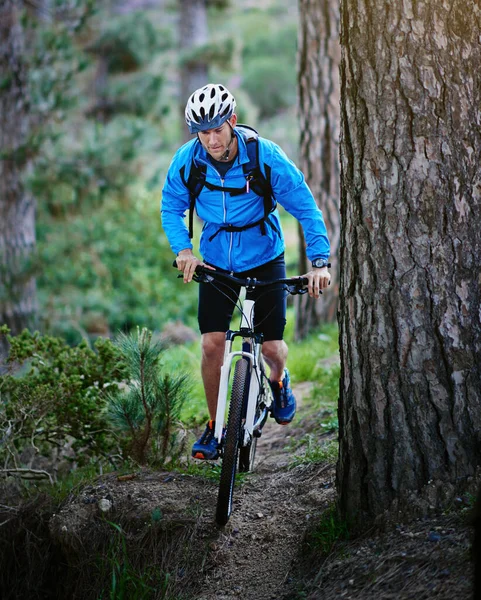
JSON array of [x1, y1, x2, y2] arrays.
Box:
[[161, 83, 331, 460]]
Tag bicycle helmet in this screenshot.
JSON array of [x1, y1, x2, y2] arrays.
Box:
[[185, 83, 236, 134]]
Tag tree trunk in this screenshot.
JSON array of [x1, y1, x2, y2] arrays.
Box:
[[295, 0, 341, 340], [337, 0, 481, 523], [0, 1, 37, 364], [179, 0, 209, 143]]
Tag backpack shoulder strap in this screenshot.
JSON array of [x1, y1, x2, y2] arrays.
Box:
[[180, 150, 207, 239], [237, 126, 276, 228]]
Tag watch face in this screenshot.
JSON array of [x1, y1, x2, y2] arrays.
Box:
[[313, 259, 327, 268]]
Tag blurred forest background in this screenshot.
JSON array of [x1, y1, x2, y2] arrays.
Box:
[[1, 0, 342, 484], [6, 0, 302, 345]]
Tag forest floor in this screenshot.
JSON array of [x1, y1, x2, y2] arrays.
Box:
[[45, 381, 476, 600], [189, 382, 475, 600]]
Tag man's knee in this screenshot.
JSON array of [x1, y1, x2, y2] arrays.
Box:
[[201, 332, 225, 362], [262, 340, 288, 363]]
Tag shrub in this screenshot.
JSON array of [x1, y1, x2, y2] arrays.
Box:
[[106, 328, 190, 465], [0, 326, 127, 481]]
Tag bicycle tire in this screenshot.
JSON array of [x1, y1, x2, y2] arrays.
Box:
[[216, 358, 249, 526]]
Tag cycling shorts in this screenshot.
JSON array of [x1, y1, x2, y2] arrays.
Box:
[[198, 253, 287, 341]]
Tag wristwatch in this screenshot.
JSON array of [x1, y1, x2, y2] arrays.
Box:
[[312, 258, 331, 269]]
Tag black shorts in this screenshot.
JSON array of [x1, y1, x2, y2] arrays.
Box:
[[198, 253, 287, 341]]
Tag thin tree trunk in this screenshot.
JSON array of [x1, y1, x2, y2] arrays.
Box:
[[179, 0, 209, 143], [0, 1, 37, 365], [295, 0, 340, 340], [337, 0, 481, 524]]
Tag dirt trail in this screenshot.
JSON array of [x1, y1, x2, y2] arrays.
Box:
[[195, 384, 336, 600], [48, 381, 474, 600]]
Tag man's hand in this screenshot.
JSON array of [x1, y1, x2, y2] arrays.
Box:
[[303, 267, 331, 299], [176, 249, 215, 283]]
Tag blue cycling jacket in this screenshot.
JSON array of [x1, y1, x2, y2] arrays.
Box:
[[161, 129, 330, 273]]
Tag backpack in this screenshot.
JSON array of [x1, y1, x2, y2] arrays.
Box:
[[179, 125, 279, 241]]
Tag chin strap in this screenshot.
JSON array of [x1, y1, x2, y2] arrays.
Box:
[[220, 127, 236, 161]]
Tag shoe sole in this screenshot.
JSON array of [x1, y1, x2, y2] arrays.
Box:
[[192, 451, 218, 460]]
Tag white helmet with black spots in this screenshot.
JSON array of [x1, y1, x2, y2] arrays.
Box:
[[185, 83, 236, 134]]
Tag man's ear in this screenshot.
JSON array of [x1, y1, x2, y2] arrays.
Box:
[[229, 113, 237, 127]]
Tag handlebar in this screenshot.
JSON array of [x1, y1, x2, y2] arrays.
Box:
[[172, 261, 310, 295]]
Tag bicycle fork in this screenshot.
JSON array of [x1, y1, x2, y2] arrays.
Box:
[[214, 299, 269, 447]]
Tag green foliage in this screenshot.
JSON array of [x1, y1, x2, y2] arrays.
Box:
[[35, 187, 198, 341], [29, 118, 151, 217], [88, 12, 172, 74], [26, 2, 93, 121], [289, 436, 338, 469], [241, 23, 297, 117], [106, 328, 190, 465], [243, 56, 296, 119], [284, 322, 340, 385], [102, 522, 156, 600], [0, 325, 127, 473], [161, 343, 207, 427], [102, 73, 167, 119], [92, 518, 201, 600], [180, 37, 235, 71], [308, 504, 350, 555]]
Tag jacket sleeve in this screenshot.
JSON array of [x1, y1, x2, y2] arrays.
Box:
[[161, 148, 193, 255], [262, 140, 331, 262]]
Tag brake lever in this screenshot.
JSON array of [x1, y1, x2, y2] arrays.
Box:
[[193, 272, 214, 283]]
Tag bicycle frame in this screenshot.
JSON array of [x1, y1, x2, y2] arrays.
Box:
[[214, 298, 271, 448], [173, 261, 309, 524]]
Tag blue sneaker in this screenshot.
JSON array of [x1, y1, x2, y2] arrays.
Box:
[[270, 369, 296, 425], [192, 420, 220, 460]]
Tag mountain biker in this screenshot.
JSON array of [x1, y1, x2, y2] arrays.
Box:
[[161, 83, 331, 460]]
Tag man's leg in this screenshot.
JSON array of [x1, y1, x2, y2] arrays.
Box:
[[201, 331, 226, 420], [262, 339, 288, 383], [262, 339, 296, 425]]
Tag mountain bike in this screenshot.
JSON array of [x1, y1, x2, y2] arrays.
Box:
[[174, 263, 308, 526]]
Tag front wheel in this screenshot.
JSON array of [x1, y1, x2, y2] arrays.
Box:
[[216, 358, 249, 526]]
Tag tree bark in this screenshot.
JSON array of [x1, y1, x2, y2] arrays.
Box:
[[337, 0, 481, 523], [0, 1, 37, 364], [179, 0, 209, 143], [295, 0, 341, 340]]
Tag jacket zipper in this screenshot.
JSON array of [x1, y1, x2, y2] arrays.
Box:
[[205, 163, 234, 271]]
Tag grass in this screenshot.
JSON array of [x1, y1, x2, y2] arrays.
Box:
[[160, 342, 207, 426], [161, 315, 340, 428], [289, 436, 338, 469], [284, 319, 339, 383], [307, 503, 350, 555]]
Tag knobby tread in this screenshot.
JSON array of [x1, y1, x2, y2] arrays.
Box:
[[216, 358, 249, 526]]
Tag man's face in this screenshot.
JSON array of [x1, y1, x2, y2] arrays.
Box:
[[198, 115, 237, 161]]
